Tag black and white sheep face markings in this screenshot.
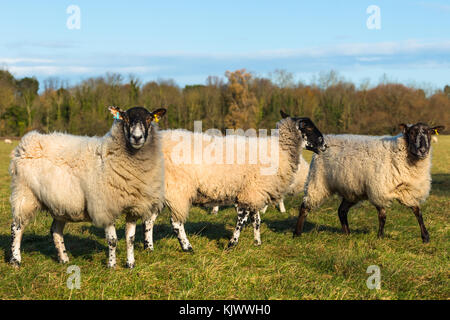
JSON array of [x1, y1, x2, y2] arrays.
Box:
[[400, 123, 445, 160], [121, 107, 154, 150], [279, 111, 327, 154], [295, 118, 327, 154]]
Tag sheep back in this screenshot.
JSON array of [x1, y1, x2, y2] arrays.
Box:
[[303, 134, 432, 209]]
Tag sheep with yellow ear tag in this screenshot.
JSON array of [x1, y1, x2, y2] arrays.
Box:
[[9, 105, 166, 268]]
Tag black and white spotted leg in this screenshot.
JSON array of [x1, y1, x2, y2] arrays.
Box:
[[105, 224, 118, 268], [50, 219, 69, 264], [171, 218, 193, 252], [227, 208, 250, 249], [125, 216, 137, 268], [10, 221, 24, 267], [143, 212, 158, 251], [250, 211, 262, 246]]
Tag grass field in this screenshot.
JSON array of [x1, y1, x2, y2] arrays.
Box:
[[0, 136, 448, 300]]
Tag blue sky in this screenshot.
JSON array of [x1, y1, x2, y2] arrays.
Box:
[[0, 0, 449, 88]]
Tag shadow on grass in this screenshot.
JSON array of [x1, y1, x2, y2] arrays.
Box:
[[0, 232, 106, 263], [0, 220, 233, 263], [82, 221, 233, 245], [264, 215, 370, 235], [431, 174, 450, 197]]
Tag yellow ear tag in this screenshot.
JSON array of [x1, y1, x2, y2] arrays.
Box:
[[154, 115, 159, 123], [435, 129, 439, 135]]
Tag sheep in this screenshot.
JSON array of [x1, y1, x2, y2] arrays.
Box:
[[4, 139, 12, 144], [142, 111, 327, 252], [9, 106, 166, 268], [293, 122, 445, 243]]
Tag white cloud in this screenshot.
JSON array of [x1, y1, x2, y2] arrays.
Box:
[[125, 40, 450, 60], [0, 58, 54, 64]]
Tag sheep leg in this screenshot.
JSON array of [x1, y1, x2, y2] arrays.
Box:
[[227, 208, 250, 249], [293, 202, 309, 237], [250, 211, 261, 246], [376, 206, 387, 238], [10, 186, 40, 267], [171, 218, 193, 252], [50, 219, 69, 264], [338, 199, 355, 235], [211, 206, 219, 215], [278, 198, 286, 213], [260, 205, 268, 214], [10, 221, 24, 267], [411, 206, 430, 243], [105, 225, 118, 268], [125, 216, 137, 268], [143, 212, 158, 251]]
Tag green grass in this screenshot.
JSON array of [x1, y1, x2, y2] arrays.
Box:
[[0, 137, 449, 300]]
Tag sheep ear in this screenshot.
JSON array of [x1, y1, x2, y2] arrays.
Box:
[[108, 106, 124, 120], [280, 110, 290, 119], [151, 108, 167, 123], [430, 126, 445, 135], [399, 123, 408, 134]]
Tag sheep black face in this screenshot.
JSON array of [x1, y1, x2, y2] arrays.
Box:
[[109, 106, 166, 150], [400, 123, 444, 160], [280, 110, 327, 154]]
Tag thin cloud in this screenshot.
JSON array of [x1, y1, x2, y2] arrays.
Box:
[[0, 58, 54, 64], [417, 2, 450, 13]]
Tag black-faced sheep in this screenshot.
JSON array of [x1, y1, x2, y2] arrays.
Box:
[[9, 106, 166, 268], [143, 111, 327, 251], [293, 122, 445, 243]]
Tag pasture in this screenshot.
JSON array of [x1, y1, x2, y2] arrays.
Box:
[[0, 136, 448, 300]]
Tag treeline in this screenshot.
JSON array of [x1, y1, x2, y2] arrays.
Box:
[[0, 68, 448, 137]]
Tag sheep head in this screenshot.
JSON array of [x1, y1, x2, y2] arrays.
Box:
[[399, 122, 444, 160], [280, 110, 327, 154], [108, 106, 166, 150]]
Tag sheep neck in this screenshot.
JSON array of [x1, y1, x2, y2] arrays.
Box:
[[277, 118, 303, 171], [106, 121, 162, 178]]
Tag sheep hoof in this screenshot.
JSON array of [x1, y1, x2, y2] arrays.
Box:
[[107, 263, 116, 269], [292, 231, 301, 238], [254, 241, 261, 246], [144, 244, 154, 251], [226, 242, 237, 250], [59, 259, 69, 264], [10, 258, 20, 268], [182, 246, 194, 253], [126, 262, 135, 269], [422, 235, 430, 243]]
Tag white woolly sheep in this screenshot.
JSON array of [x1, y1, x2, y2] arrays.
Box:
[[4, 139, 12, 144], [142, 111, 327, 251], [293, 122, 445, 243], [9, 106, 166, 268]]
